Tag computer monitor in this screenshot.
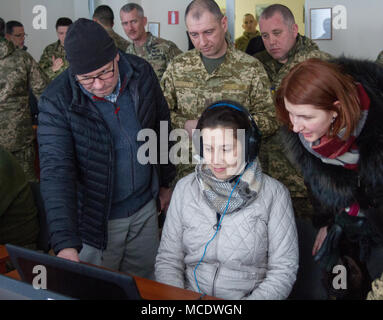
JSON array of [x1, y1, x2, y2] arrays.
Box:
[[0, 274, 73, 300], [6, 244, 142, 300]]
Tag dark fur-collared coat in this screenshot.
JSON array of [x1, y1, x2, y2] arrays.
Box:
[[282, 57, 383, 241]]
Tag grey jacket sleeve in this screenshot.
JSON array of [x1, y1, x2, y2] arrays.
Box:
[[245, 183, 299, 300], [155, 180, 186, 288]]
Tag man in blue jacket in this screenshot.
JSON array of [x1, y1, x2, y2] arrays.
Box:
[[37, 18, 175, 279]]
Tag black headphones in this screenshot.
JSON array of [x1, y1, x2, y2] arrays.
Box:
[[193, 101, 262, 163]]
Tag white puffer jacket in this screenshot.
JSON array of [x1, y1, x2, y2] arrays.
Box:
[[155, 172, 299, 300]]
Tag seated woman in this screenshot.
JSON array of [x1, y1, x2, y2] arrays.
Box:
[[155, 101, 298, 300], [275, 58, 383, 298], [0, 145, 39, 249]]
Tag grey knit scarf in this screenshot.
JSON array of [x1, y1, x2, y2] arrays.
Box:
[[195, 159, 263, 214]]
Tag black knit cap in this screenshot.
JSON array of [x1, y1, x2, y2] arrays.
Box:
[[64, 18, 117, 75]]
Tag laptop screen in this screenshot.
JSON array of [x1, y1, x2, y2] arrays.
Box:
[[6, 244, 142, 300]]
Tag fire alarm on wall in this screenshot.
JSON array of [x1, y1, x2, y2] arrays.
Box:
[[168, 11, 179, 25]]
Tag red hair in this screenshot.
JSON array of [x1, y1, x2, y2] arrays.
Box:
[[275, 58, 361, 140]]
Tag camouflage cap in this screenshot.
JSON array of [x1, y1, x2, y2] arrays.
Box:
[[64, 18, 117, 75]]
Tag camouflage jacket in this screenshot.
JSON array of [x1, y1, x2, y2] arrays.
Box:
[[255, 34, 332, 91], [376, 51, 383, 66], [0, 145, 39, 247], [0, 38, 47, 152], [105, 27, 130, 52], [161, 44, 277, 138], [126, 32, 182, 81], [39, 40, 69, 82], [255, 34, 332, 200], [235, 31, 261, 52]]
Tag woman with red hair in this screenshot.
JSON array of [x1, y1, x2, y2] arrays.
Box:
[[275, 58, 383, 299]]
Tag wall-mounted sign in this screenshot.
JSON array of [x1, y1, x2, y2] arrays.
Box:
[[168, 11, 179, 25]]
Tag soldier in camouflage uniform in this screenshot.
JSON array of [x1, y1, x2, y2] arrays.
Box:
[[39, 17, 72, 82], [161, 0, 277, 182], [0, 35, 48, 181], [255, 4, 332, 219], [120, 3, 182, 81], [235, 13, 261, 52], [376, 51, 383, 66], [93, 5, 131, 52]]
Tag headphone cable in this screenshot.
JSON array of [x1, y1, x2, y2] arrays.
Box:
[[193, 165, 250, 294]]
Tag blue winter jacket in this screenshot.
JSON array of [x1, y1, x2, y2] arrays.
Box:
[[37, 52, 176, 254]]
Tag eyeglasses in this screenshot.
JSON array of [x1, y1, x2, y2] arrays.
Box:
[[76, 61, 115, 85], [13, 33, 27, 38]]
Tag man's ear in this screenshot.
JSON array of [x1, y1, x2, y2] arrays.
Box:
[[5, 34, 10, 41], [222, 15, 228, 33], [143, 16, 148, 27], [292, 23, 298, 37]]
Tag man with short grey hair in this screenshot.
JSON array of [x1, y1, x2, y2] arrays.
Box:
[[257, 4, 331, 90], [120, 3, 182, 81]]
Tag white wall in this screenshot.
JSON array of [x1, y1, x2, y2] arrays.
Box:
[[0, 0, 21, 21], [141, 0, 190, 52], [21, 0, 76, 61], [74, 0, 92, 20], [0, 0, 90, 61], [305, 0, 383, 60]]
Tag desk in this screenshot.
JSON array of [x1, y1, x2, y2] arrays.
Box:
[[0, 246, 219, 300]]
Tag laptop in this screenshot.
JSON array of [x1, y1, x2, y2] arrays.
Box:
[[0, 274, 73, 300], [5, 244, 142, 300]]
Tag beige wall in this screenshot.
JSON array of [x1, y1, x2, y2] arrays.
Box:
[[215, 0, 226, 10], [234, 0, 306, 39]]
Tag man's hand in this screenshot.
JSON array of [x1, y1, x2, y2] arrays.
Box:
[[312, 226, 328, 256], [184, 120, 198, 139], [57, 248, 80, 262], [51, 56, 64, 72], [158, 187, 173, 213]]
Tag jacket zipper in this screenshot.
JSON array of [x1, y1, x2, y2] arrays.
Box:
[[212, 215, 222, 297], [212, 263, 220, 297]]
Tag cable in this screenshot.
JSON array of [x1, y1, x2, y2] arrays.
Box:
[[193, 165, 250, 294]]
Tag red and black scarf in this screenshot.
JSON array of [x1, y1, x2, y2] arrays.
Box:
[[299, 83, 370, 216]]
